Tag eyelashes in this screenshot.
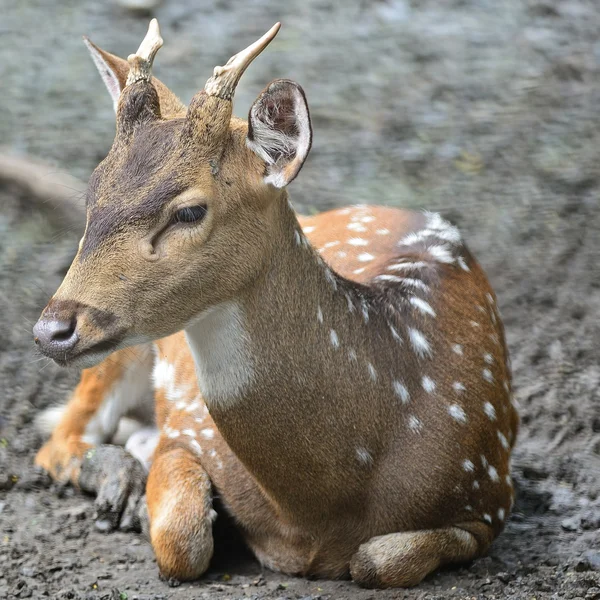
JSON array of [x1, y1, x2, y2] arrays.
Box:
[[173, 205, 207, 224]]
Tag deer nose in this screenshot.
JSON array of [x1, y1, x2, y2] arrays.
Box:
[[33, 317, 79, 358]]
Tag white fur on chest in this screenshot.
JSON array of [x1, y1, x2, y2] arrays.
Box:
[[185, 301, 254, 409]]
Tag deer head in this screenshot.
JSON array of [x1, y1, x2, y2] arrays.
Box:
[[34, 20, 312, 367]]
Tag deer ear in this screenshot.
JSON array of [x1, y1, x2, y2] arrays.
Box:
[[83, 37, 186, 118], [247, 80, 312, 188], [83, 37, 129, 112]]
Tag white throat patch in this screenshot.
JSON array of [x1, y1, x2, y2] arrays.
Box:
[[185, 301, 253, 409]]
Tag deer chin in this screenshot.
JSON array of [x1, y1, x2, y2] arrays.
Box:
[[48, 331, 149, 370]]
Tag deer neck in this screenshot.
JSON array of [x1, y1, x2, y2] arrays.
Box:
[[184, 194, 389, 514]]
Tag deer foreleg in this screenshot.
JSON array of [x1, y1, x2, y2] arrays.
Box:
[[146, 437, 216, 582]]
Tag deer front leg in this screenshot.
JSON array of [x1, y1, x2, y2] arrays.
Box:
[[35, 344, 155, 530], [146, 437, 215, 582], [349, 521, 493, 588]]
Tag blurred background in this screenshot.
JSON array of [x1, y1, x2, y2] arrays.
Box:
[[1, 0, 599, 598]]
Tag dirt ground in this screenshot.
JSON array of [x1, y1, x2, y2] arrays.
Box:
[[1, 0, 600, 598]]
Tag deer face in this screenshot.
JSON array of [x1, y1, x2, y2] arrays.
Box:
[[33, 22, 311, 367]]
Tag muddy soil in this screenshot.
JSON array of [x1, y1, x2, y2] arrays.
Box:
[[1, 0, 600, 598]]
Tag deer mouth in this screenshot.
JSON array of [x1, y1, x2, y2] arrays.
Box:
[[52, 337, 125, 369]]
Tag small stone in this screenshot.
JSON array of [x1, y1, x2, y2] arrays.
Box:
[[19, 566, 37, 577], [561, 515, 581, 531], [496, 572, 511, 584], [581, 550, 600, 571]]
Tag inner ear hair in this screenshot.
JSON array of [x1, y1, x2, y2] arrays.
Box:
[[247, 79, 312, 188]]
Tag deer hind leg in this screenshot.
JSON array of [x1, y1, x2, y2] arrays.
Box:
[[35, 344, 155, 531], [350, 522, 492, 588], [145, 437, 215, 582]]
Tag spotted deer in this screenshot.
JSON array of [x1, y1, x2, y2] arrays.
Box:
[[33, 20, 518, 588]]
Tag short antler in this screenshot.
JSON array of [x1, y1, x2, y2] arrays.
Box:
[[126, 19, 163, 86], [204, 22, 281, 100]]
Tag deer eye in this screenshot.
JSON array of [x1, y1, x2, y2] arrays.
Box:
[[173, 205, 207, 224]]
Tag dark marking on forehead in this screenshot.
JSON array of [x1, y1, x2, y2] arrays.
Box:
[[81, 175, 186, 260], [87, 119, 186, 209], [81, 119, 191, 259]]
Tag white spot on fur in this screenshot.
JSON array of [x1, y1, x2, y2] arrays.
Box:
[[347, 222, 367, 232], [361, 215, 376, 223], [483, 513, 492, 524], [483, 368, 494, 383], [448, 404, 467, 423], [358, 252, 375, 262], [505, 474, 512, 486], [497, 431, 509, 450], [410, 296, 436, 317], [330, 329, 339, 349], [488, 465, 500, 482], [166, 428, 180, 439], [367, 363, 377, 381], [452, 381, 466, 393], [484, 402, 496, 421], [498, 508, 506, 521], [452, 344, 463, 356], [470, 320, 480, 328], [483, 352, 494, 364], [462, 459, 475, 473], [422, 376, 436, 393], [361, 298, 369, 323], [472, 480, 480, 490], [346, 293, 355, 313], [353, 267, 366, 275], [317, 305, 324, 324], [323, 241, 340, 249], [387, 261, 428, 272], [182, 429, 196, 437], [390, 324, 402, 343], [428, 245, 455, 264], [408, 415, 423, 433], [400, 278, 430, 292], [393, 380, 410, 404], [189, 439, 203, 456], [348, 238, 369, 246], [374, 274, 403, 283], [465, 505, 473, 511], [324, 269, 338, 292], [303, 226, 315, 234], [408, 328, 432, 358], [201, 428, 214, 440], [481, 455, 489, 468], [486, 292, 495, 305], [153, 360, 175, 391], [348, 348, 357, 362], [356, 447, 373, 466], [376, 228, 390, 235], [336, 251, 348, 259], [457, 256, 470, 271]]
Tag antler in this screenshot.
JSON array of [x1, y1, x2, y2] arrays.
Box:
[[126, 19, 163, 86], [204, 23, 281, 100]]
